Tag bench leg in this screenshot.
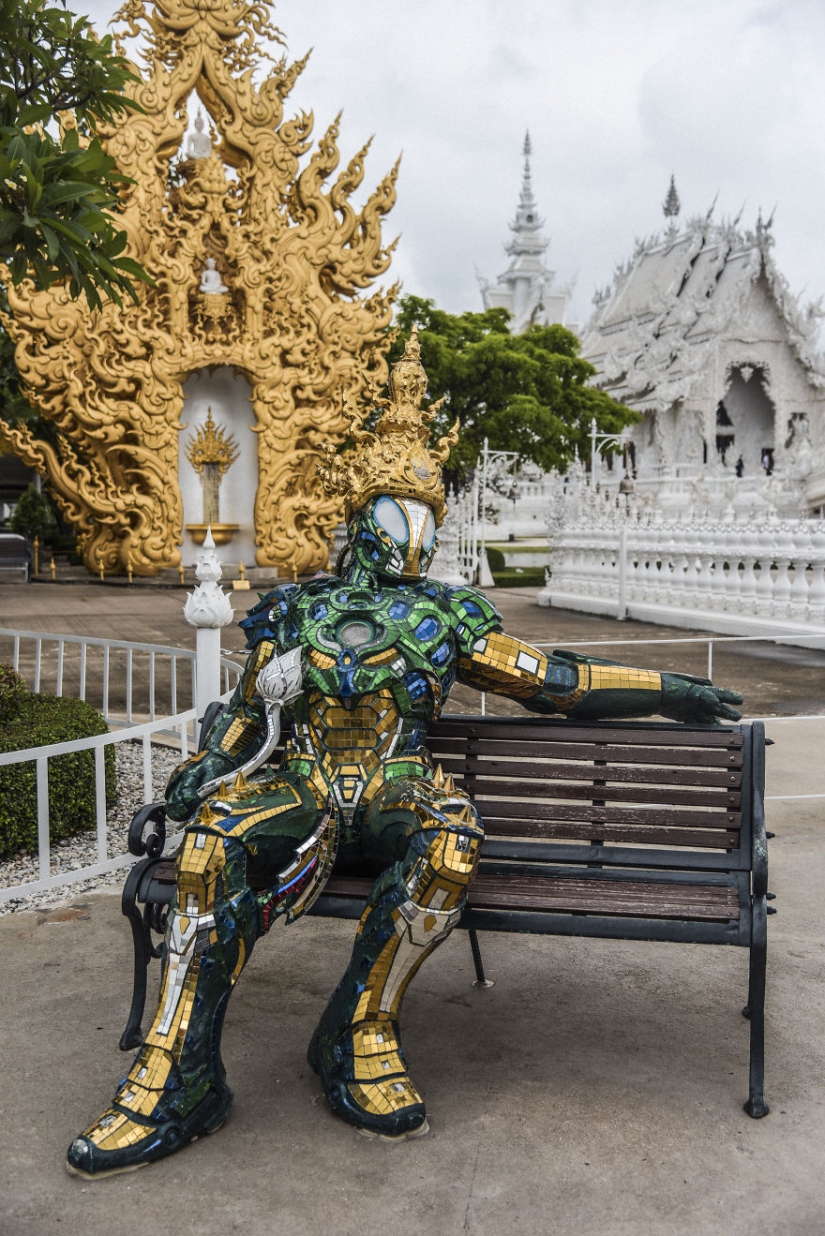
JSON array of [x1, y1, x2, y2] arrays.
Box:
[[744, 895, 769, 1118], [468, 929, 494, 989], [119, 858, 154, 1051]]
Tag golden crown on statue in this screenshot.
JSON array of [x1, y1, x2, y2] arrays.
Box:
[[318, 327, 459, 527]]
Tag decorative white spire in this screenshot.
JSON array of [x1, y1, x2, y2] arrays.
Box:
[[183, 527, 234, 628], [479, 132, 571, 334], [663, 174, 680, 220], [508, 130, 545, 251]]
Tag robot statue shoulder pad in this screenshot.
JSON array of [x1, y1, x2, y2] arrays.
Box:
[[239, 582, 300, 648], [443, 584, 502, 630]]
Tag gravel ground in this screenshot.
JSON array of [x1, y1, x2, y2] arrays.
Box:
[[0, 741, 184, 916]]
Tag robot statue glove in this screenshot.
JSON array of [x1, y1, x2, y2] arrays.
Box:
[[256, 646, 303, 712], [166, 750, 238, 821], [659, 673, 743, 725]]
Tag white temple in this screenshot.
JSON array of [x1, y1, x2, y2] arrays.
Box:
[[581, 184, 825, 517], [478, 134, 571, 335]]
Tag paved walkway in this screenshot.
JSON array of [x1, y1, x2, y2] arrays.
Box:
[[1, 581, 824, 1235]]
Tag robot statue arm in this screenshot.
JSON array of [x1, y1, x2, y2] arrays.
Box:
[[165, 638, 278, 820], [458, 633, 742, 725]]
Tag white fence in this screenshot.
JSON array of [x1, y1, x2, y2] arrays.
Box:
[[539, 509, 825, 646], [0, 628, 240, 725], [0, 631, 242, 903]]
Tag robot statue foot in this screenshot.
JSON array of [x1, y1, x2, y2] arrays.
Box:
[[66, 1050, 233, 1179], [308, 1016, 429, 1139]]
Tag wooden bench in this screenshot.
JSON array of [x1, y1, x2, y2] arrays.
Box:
[[121, 714, 771, 1118]]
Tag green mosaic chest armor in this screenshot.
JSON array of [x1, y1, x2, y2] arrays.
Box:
[[240, 577, 499, 797]]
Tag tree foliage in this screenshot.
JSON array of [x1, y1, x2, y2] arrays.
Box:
[[10, 482, 56, 542], [387, 295, 638, 481], [0, 0, 151, 309]]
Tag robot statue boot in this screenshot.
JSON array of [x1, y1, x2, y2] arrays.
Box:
[[68, 772, 334, 1178], [309, 774, 483, 1139]]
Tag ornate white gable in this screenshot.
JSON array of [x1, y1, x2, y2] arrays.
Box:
[[582, 196, 825, 514]]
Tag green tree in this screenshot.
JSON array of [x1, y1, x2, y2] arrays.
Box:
[[9, 482, 56, 542], [388, 295, 638, 482], [0, 0, 150, 309]]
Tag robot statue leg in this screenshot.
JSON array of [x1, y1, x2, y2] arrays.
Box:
[[67, 770, 334, 1178], [308, 769, 483, 1139]]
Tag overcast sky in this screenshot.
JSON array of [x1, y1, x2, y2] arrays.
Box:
[[85, 0, 825, 334]]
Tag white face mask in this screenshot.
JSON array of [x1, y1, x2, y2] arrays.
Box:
[[372, 495, 438, 576]]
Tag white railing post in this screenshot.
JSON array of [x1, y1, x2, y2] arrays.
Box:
[[184, 528, 234, 722], [36, 756, 49, 882], [617, 521, 628, 621], [94, 746, 107, 864]]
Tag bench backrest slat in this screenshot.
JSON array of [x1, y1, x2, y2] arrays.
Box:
[[428, 738, 743, 769], [463, 778, 740, 810], [434, 755, 741, 789], [425, 716, 748, 855], [481, 818, 740, 849]]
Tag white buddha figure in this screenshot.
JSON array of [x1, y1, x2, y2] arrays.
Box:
[[187, 111, 212, 160], [199, 257, 229, 295]]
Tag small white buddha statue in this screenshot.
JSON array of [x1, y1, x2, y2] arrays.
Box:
[[199, 257, 229, 295], [187, 111, 212, 160]]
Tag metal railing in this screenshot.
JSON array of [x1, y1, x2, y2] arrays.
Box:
[[0, 709, 198, 903], [0, 630, 243, 903]]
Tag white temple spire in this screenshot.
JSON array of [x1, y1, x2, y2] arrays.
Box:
[[479, 133, 571, 334], [663, 174, 680, 219]]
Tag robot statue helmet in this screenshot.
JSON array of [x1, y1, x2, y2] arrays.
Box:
[[348, 493, 438, 579], [318, 326, 460, 559]]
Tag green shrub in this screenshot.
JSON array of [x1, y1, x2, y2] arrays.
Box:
[[0, 664, 26, 726], [486, 546, 506, 572], [491, 567, 546, 588], [0, 694, 116, 857]]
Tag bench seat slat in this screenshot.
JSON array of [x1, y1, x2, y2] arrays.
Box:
[[429, 739, 744, 768]]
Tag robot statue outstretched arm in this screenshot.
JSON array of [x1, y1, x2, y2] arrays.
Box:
[[458, 629, 742, 725]]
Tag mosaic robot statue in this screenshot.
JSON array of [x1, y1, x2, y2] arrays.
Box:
[[68, 332, 742, 1177]]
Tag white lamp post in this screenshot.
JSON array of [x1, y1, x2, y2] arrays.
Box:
[[478, 436, 520, 588]]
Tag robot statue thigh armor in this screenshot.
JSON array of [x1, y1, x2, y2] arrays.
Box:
[[309, 771, 483, 1139]]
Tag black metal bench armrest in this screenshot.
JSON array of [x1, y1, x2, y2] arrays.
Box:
[[128, 802, 168, 857]]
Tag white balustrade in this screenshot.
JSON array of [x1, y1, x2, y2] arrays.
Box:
[[540, 505, 825, 642]]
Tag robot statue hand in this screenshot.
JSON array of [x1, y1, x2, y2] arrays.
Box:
[[255, 646, 303, 711], [196, 648, 304, 800], [659, 673, 743, 725]]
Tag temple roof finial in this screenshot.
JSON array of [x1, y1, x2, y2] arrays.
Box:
[[663, 174, 680, 219], [523, 130, 532, 160]]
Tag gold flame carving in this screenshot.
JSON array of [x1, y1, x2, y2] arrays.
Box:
[[0, 0, 398, 575], [185, 409, 238, 476], [318, 327, 459, 527]]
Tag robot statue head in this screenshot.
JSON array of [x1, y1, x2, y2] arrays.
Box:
[[318, 327, 460, 580], [347, 494, 438, 579]]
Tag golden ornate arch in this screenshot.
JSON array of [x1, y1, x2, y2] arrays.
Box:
[[0, 0, 398, 575]]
